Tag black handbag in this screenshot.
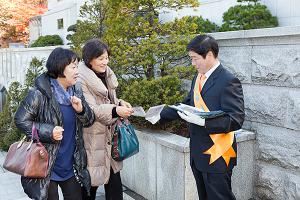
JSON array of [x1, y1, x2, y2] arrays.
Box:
[[111, 118, 139, 161]]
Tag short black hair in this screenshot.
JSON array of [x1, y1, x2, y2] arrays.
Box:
[[46, 47, 79, 79], [82, 39, 110, 69], [187, 35, 219, 59]]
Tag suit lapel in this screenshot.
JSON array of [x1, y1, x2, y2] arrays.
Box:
[[201, 64, 223, 96]]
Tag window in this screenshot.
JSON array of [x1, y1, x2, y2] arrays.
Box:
[[57, 18, 64, 29]]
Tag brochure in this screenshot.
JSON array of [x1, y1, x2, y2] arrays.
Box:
[[132, 104, 165, 124], [169, 103, 225, 119]]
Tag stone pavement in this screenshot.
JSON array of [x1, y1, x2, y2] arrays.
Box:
[[0, 151, 135, 200]]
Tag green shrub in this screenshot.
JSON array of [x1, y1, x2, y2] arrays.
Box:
[[0, 81, 24, 151], [165, 65, 197, 80], [24, 57, 45, 91], [180, 16, 219, 33], [0, 96, 12, 150], [0, 57, 45, 151], [68, 0, 109, 55], [1, 123, 23, 151], [220, 0, 278, 31], [119, 75, 189, 136], [31, 35, 63, 47], [120, 76, 186, 110]]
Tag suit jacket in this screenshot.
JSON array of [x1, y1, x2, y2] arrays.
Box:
[[160, 64, 245, 173]]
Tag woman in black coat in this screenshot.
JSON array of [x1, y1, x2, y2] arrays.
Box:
[[14, 47, 95, 200]]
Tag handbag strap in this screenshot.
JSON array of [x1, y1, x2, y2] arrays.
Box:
[[31, 123, 40, 143], [116, 119, 122, 126], [116, 118, 130, 126], [123, 118, 130, 125]]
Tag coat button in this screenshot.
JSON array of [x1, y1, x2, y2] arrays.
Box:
[[107, 141, 111, 145]]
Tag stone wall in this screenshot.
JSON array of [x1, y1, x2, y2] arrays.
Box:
[[121, 129, 256, 200], [0, 46, 60, 89], [210, 26, 300, 200]]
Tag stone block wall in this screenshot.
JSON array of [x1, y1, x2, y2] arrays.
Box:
[[210, 26, 300, 200], [121, 129, 255, 200], [0, 46, 61, 89]]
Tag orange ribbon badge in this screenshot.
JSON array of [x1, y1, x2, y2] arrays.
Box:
[[193, 74, 236, 166]]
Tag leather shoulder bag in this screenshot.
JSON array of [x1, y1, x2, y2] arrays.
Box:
[[3, 123, 49, 178], [111, 118, 139, 161]]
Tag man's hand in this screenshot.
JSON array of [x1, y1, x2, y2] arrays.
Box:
[[177, 111, 205, 126], [52, 126, 64, 141], [70, 96, 83, 113]]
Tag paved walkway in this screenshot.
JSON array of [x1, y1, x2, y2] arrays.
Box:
[[0, 151, 107, 200], [0, 151, 136, 200]]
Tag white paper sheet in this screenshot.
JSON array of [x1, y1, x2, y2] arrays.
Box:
[[132, 104, 165, 124]]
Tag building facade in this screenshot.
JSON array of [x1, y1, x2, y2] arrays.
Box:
[[160, 0, 300, 26], [30, 0, 86, 44], [30, 0, 300, 44]]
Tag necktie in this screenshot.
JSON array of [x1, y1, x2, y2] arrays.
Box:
[[199, 74, 207, 92]]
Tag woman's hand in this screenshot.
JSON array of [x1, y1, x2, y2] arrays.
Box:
[[70, 96, 83, 113], [116, 106, 133, 118], [120, 99, 132, 109], [52, 126, 64, 141]]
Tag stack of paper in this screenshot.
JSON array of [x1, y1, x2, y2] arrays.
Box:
[[169, 103, 225, 119], [131, 103, 224, 124], [132, 104, 165, 124]]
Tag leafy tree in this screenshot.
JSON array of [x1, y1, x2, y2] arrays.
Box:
[[104, 0, 199, 80], [104, 1, 201, 136], [220, 0, 278, 31], [0, 0, 47, 46], [68, 0, 109, 54], [68, 0, 201, 137], [0, 7, 11, 40], [0, 57, 45, 151], [68, 0, 199, 76]]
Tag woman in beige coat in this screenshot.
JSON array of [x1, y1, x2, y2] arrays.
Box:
[[78, 39, 133, 200]]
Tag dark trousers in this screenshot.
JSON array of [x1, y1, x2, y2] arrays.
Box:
[[191, 161, 236, 200], [82, 168, 123, 200], [47, 176, 82, 200]]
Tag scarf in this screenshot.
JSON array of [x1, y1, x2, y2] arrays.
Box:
[[50, 78, 74, 106]]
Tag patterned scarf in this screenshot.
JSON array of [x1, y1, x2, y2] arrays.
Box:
[[50, 78, 74, 105]]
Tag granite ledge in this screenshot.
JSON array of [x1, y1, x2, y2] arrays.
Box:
[[210, 26, 300, 40], [136, 128, 256, 153]]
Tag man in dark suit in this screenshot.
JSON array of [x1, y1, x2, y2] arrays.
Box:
[[160, 35, 245, 200]]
